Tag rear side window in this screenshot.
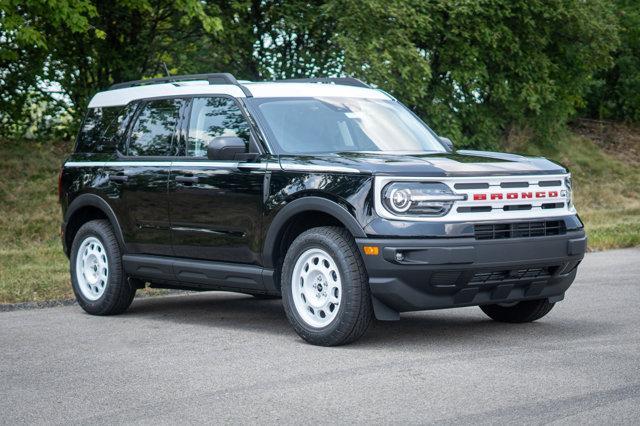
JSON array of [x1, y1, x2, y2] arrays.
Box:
[[76, 106, 133, 153], [128, 99, 182, 156], [186, 97, 250, 157]]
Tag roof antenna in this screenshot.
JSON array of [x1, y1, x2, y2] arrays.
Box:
[[162, 62, 171, 78]]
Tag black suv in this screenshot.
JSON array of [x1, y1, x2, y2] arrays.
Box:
[[59, 73, 586, 346]]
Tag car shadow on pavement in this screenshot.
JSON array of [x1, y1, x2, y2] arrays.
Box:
[[123, 292, 611, 350], [125, 292, 291, 333], [358, 310, 605, 350]]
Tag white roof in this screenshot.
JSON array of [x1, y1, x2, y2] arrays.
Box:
[[88, 80, 390, 108], [244, 82, 389, 99]]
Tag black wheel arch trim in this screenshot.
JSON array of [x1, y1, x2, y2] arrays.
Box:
[[262, 196, 367, 268], [64, 193, 126, 255]]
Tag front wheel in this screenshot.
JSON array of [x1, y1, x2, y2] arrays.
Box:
[[281, 227, 373, 346], [480, 299, 555, 323], [70, 220, 136, 315]]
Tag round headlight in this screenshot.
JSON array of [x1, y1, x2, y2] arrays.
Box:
[[381, 182, 463, 217], [389, 188, 412, 212]]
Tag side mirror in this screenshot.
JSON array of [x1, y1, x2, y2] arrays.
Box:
[[207, 136, 247, 160], [439, 136, 454, 151]]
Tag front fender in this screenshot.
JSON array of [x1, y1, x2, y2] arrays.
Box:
[[262, 196, 367, 268]]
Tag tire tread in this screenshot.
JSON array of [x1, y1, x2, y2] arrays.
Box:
[[480, 299, 555, 323], [281, 226, 372, 346], [71, 220, 135, 315]]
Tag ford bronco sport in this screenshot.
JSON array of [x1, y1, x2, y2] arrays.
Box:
[[59, 73, 587, 346]]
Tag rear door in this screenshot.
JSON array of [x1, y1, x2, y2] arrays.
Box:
[[169, 96, 266, 264], [118, 98, 186, 255]]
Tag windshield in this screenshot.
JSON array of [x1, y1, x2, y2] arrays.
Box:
[[247, 97, 446, 154]]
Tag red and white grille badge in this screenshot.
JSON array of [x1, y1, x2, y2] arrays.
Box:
[[472, 190, 566, 201]]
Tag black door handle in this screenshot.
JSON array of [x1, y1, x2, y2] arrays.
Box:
[[175, 176, 199, 184], [108, 174, 128, 182]]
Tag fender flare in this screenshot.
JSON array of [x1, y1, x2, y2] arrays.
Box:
[[64, 193, 126, 253], [262, 196, 367, 268]]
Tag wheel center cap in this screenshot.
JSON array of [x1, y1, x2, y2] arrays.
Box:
[[85, 255, 100, 283], [305, 274, 328, 308]]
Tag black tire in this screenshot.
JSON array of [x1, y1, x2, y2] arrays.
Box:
[[480, 299, 555, 323], [70, 219, 136, 315], [281, 226, 373, 346]]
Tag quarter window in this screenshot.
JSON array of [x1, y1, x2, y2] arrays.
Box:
[[77, 104, 134, 153], [186, 97, 250, 157], [128, 99, 182, 156]]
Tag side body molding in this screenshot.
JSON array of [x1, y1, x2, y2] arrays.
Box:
[[64, 194, 126, 254], [262, 196, 367, 268]]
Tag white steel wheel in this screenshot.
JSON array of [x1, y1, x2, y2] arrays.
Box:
[[75, 236, 109, 301], [291, 248, 342, 328]]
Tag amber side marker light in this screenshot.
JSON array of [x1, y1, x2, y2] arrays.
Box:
[[363, 246, 379, 256]]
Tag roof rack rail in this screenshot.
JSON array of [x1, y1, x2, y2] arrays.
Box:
[[279, 77, 370, 88], [108, 72, 252, 97]]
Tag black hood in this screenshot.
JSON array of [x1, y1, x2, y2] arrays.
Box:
[[278, 150, 566, 176]]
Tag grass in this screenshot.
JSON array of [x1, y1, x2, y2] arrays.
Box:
[[0, 140, 71, 303], [518, 124, 640, 250], [0, 125, 638, 303], [0, 140, 167, 303]]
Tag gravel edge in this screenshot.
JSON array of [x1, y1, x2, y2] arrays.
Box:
[[0, 299, 78, 312], [0, 290, 190, 312]]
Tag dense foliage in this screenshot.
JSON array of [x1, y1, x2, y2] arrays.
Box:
[[0, 0, 634, 147], [584, 0, 640, 123], [332, 0, 619, 148], [0, 0, 221, 138]]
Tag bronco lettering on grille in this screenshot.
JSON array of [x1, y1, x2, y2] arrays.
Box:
[[473, 191, 560, 201]]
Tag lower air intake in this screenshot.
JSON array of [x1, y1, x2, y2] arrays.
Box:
[[474, 220, 566, 240]]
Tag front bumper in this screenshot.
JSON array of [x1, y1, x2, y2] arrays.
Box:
[[356, 230, 587, 320]]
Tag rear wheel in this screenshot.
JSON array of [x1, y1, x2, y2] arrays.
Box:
[[70, 220, 136, 315], [480, 299, 555, 323], [281, 226, 372, 346]]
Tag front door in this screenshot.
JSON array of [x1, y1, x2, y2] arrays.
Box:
[[169, 96, 266, 264]]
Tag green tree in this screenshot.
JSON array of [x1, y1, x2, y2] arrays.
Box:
[[0, 0, 623, 147], [183, 0, 342, 80], [330, 0, 619, 148], [0, 0, 222, 137], [0, 0, 97, 136], [585, 0, 640, 123]]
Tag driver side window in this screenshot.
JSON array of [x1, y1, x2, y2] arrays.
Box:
[[186, 97, 251, 158]]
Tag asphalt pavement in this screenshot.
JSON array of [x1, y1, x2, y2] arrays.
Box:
[[1, 248, 639, 425]]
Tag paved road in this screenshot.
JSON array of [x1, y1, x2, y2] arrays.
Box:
[[1, 249, 639, 425]]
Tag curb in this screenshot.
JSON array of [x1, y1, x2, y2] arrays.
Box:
[[0, 299, 77, 312], [0, 290, 190, 313]]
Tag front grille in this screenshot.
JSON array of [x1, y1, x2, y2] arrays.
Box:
[[447, 175, 568, 219], [474, 220, 566, 240], [469, 267, 551, 284]]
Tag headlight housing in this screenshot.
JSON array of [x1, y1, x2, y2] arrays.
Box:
[[564, 175, 572, 208], [381, 182, 465, 217]]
